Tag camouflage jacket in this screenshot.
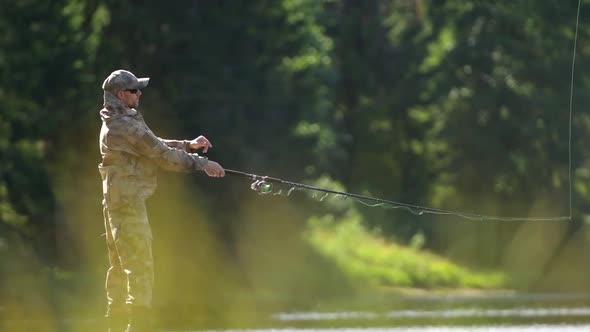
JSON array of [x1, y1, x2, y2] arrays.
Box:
[[98, 92, 208, 208]]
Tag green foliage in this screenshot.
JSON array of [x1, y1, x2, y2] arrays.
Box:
[[419, 1, 584, 215], [305, 212, 507, 289]]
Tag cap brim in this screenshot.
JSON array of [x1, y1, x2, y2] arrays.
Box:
[[133, 77, 150, 89]]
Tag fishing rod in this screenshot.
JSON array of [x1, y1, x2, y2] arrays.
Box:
[[226, 168, 406, 205], [224, 168, 452, 217], [224, 169, 570, 222]]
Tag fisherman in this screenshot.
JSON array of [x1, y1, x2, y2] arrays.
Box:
[[98, 69, 225, 332]]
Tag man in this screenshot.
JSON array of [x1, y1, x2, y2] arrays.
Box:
[[98, 69, 225, 332]]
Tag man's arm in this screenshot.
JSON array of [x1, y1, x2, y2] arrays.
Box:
[[121, 122, 207, 172], [158, 135, 213, 153], [112, 119, 223, 176], [158, 138, 190, 152]]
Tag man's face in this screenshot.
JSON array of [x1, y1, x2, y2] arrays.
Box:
[[117, 89, 142, 108]]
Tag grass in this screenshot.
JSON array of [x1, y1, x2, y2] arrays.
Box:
[[304, 212, 507, 291]]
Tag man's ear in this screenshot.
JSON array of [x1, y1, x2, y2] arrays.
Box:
[[115, 90, 124, 100]]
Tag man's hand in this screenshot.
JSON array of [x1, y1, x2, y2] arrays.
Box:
[[189, 135, 213, 153], [204, 160, 225, 177]]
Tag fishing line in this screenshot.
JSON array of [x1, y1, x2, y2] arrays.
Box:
[[224, 1, 581, 222], [568, 0, 582, 219]]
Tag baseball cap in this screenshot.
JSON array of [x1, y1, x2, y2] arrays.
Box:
[[102, 69, 149, 93]]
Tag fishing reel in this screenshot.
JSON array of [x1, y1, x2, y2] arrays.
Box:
[[250, 179, 273, 195]]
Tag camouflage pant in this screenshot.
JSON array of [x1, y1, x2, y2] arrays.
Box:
[[103, 201, 154, 316]]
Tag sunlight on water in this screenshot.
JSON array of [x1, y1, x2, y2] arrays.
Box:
[[194, 326, 590, 332], [273, 307, 590, 321], [185, 306, 590, 332]]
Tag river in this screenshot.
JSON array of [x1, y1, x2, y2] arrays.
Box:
[[190, 293, 590, 332]]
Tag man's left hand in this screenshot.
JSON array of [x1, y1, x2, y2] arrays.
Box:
[[189, 135, 213, 153]]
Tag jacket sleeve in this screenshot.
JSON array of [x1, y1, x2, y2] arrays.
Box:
[[122, 121, 208, 172], [158, 138, 191, 152]]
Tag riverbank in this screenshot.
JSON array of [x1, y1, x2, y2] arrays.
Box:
[[304, 213, 507, 291]]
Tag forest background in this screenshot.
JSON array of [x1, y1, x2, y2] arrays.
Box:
[[2, 0, 590, 329]]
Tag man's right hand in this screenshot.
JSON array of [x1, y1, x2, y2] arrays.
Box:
[[204, 160, 225, 177]]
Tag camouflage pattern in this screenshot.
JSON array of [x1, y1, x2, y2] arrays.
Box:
[[99, 91, 209, 207], [102, 69, 150, 94], [99, 88, 208, 314], [102, 203, 153, 312]]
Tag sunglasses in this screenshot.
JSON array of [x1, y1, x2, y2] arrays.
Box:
[[125, 89, 140, 94]]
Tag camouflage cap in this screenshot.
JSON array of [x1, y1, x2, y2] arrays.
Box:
[[102, 69, 149, 93]]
